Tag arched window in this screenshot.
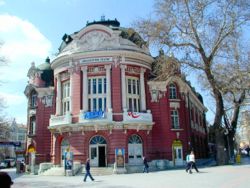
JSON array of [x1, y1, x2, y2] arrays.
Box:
[[169, 83, 177, 99], [90, 135, 107, 145], [128, 134, 142, 144]]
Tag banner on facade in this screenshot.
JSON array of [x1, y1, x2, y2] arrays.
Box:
[[0, 141, 21, 147], [115, 148, 125, 168], [64, 152, 73, 170], [84, 110, 105, 119]]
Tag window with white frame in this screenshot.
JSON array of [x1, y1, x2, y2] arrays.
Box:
[[29, 116, 36, 135], [62, 81, 70, 115], [88, 76, 107, 111], [30, 91, 37, 108], [171, 110, 180, 129], [169, 83, 177, 99], [127, 77, 140, 112]]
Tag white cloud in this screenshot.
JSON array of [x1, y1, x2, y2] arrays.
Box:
[[0, 14, 52, 124], [0, 14, 52, 81], [0, 0, 5, 6], [0, 92, 25, 106]]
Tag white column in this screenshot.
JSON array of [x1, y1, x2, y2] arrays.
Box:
[[81, 66, 88, 112], [121, 65, 127, 110], [56, 74, 62, 115], [105, 65, 112, 110], [69, 70, 73, 113], [140, 68, 146, 111]]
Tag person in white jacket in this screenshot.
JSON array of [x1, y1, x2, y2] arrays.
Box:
[[189, 151, 199, 173]]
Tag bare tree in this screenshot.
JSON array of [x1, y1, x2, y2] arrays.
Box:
[[135, 0, 250, 165]]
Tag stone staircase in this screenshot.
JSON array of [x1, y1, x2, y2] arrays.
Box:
[[41, 166, 65, 176], [81, 167, 114, 176]]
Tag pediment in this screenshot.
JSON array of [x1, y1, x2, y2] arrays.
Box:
[[75, 25, 120, 51]]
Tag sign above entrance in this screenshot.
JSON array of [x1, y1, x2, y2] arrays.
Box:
[[80, 57, 113, 64]]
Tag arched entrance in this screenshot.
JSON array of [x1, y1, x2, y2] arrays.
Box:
[[61, 139, 69, 166], [89, 135, 107, 167], [172, 139, 183, 166], [128, 134, 143, 164]]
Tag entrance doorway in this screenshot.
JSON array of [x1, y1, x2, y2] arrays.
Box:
[[61, 139, 69, 166], [172, 140, 183, 166], [128, 135, 143, 164], [89, 136, 107, 167]]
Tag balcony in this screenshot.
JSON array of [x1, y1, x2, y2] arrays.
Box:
[[78, 109, 113, 125], [123, 109, 153, 123], [49, 112, 72, 127], [122, 109, 154, 132]]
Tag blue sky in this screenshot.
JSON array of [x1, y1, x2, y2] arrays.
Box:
[[0, 0, 215, 124]]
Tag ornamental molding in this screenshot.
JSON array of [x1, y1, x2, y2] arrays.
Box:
[[77, 30, 120, 51], [68, 61, 80, 74], [35, 87, 54, 107]]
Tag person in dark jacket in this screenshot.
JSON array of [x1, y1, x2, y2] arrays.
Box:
[[0, 172, 13, 188], [83, 158, 94, 182], [143, 156, 149, 173]]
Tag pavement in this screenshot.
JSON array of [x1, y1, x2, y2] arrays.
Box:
[[1, 157, 250, 188]]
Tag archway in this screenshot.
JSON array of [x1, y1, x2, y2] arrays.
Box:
[[128, 134, 143, 164], [60, 139, 69, 166], [89, 135, 107, 167]]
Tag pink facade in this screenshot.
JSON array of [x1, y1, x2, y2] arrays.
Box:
[[25, 19, 208, 169]]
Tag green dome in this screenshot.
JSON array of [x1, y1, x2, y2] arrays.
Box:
[[37, 57, 52, 71]]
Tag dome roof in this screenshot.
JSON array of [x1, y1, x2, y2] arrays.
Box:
[[56, 19, 150, 57], [37, 57, 52, 71]]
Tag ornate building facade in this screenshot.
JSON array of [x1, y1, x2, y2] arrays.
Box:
[[24, 19, 208, 170]]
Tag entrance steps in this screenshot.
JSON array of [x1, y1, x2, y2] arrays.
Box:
[[81, 167, 114, 176], [41, 166, 65, 176]]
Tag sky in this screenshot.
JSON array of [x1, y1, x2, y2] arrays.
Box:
[[0, 0, 215, 124]]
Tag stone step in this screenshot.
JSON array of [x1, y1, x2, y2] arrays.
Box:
[[41, 167, 65, 176], [81, 167, 113, 176]]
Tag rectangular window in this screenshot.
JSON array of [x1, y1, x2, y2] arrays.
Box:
[[171, 110, 179, 129], [29, 116, 36, 135], [128, 98, 133, 112], [88, 98, 91, 111], [93, 79, 96, 94], [31, 94, 37, 107], [126, 77, 140, 112], [98, 98, 102, 110], [87, 76, 107, 112], [62, 81, 70, 115], [98, 78, 102, 94], [128, 79, 132, 94], [88, 79, 91, 94], [104, 78, 107, 94], [93, 98, 97, 111], [137, 80, 140, 95]]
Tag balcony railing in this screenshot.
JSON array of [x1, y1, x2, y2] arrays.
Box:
[[49, 112, 72, 127], [78, 109, 113, 123], [123, 109, 153, 124]]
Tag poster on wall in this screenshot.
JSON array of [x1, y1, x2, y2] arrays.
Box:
[[115, 148, 125, 168], [64, 152, 73, 170]]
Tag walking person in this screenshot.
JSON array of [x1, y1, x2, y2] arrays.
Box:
[[189, 151, 199, 173], [83, 158, 95, 182], [143, 156, 149, 173], [185, 152, 192, 174]]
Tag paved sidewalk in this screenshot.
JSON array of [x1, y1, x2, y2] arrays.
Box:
[[2, 162, 249, 188]]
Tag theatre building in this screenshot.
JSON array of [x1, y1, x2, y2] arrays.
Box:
[[24, 18, 208, 172]]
